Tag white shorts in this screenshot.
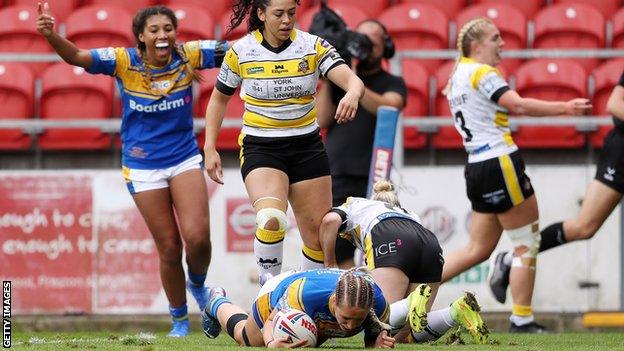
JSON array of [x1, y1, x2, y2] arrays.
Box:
[[122, 154, 203, 194]]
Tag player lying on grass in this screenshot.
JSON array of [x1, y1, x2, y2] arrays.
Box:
[[319, 180, 488, 344], [201, 268, 395, 348]]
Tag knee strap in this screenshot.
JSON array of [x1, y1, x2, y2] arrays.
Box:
[[256, 207, 288, 231], [507, 221, 540, 269], [226, 313, 248, 339]]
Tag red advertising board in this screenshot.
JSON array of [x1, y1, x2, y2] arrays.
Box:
[[226, 198, 255, 252], [0, 175, 93, 313], [95, 209, 160, 311]]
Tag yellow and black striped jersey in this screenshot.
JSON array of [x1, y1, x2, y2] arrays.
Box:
[[216, 29, 345, 137], [446, 57, 517, 163]]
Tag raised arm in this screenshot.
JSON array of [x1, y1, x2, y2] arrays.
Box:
[[203, 89, 232, 185], [36, 2, 92, 69], [326, 65, 364, 124], [497, 89, 591, 116], [319, 212, 342, 268]]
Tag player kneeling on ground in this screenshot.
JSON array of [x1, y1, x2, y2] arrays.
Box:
[[320, 180, 488, 344], [201, 268, 395, 348]]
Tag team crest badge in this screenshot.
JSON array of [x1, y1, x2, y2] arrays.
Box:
[[298, 58, 309, 73]]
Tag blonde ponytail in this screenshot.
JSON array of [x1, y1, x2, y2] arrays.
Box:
[[442, 17, 493, 96]]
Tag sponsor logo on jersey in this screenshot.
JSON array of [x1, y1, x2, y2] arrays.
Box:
[[298, 58, 309, 73], [273, 64, 288, 74], [128, 97, 186, 113], [96, 48, 115, 61], [150, 80, 172, 91], [246, 66, 265, 75]]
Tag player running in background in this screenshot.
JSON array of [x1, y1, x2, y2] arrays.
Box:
[[36, 2, 227, 337], [203, 0, 364, 284], [441, 17, 591, 333], [319, 180, 488, 344], [489, 69, 624, 305], [201, 268, 395, 348]]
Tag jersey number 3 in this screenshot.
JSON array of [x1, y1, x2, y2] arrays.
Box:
[[454, 111, 473, 142]]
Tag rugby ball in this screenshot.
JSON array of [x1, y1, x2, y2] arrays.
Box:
[[272, 308, 317, 347]]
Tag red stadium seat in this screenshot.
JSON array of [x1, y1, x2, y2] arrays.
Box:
[[472, 0, 544, 19], [81, 0, 153, 16], [195, 69, 243, 150], [7, 0, 80, 22], [170, 4, 215, 42], [0, 5, 53, 76], [513, 59, 588, 148], [533, 3, 605, 72], [378, 3, 449, 73], [455, 3, 527, 74], [163, 0, 233, 22], [39, 63, 115, 150], [0, 63, 34, 150], [552, 0, 620, 19], [612, 8, 624, 49], [326, 0, 389, 18], [589, 59, 624, 147], [65, 5, 134, 49], [396, 0, 467, 20], [401, 60, 428, 149], [298, 4, 368, 31]]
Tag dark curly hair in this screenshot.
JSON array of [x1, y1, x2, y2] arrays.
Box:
[[227, 0, 301, 36], [131, 6, 202, 91]]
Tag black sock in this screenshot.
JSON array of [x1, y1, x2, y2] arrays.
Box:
[[539, 222, 567, 252]]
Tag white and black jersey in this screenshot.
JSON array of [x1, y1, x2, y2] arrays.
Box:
[[446, 57, 516, 163], [216, 29, 344, 138]]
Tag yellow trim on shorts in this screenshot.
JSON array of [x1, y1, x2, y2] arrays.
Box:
[[286, 278, 305, 311], [499, 154, 524, 206], [365, 233, 375, 270], [238, 133, 245, 167], [122, 166, 131, 180], [302, 245, 324, 263]]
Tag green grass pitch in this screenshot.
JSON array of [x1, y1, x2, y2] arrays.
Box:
[[9, 330, 624, 350]]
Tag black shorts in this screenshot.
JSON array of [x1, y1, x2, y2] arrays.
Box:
[[239, 129, 330, 184], [367, 218, 443, 283], [465, 151, 535, 213], [595, 127, 624, 193], [332, 176, 369, 264]]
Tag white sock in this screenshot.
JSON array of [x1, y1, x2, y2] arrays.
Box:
[[503, 251, 514, 266], [411, 308, 455, 343], [300, 246, 324, 271], [510, 314, 534, 326], [389, 298, 409, 328], [254, 238, 283, 278]]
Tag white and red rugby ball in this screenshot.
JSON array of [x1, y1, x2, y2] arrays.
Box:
[[272, 308, 318, 347]]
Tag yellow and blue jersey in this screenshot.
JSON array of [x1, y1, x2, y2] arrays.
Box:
[[252, 269, 389, 339], [87, 40, 227, 169]]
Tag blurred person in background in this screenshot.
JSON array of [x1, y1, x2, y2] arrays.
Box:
[[36, 2, 228, 337], [202, 0, 364, 286], [489, 68, 624, 306], [316, 18, 406, 269], [441, 17, 591, 333]]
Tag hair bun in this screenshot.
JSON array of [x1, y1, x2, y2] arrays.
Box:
[[373, 180, 394, 194]]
